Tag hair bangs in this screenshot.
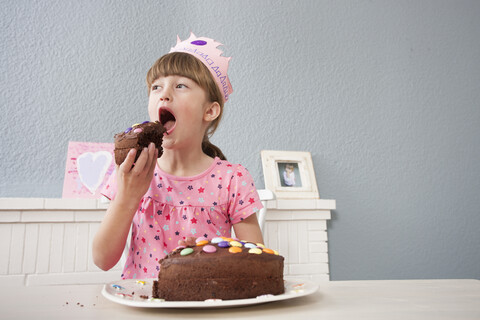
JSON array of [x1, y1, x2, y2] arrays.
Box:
[[146, 52, 213, 98]]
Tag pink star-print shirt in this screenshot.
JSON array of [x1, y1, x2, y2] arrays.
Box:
[[101, 157, 263, 279]]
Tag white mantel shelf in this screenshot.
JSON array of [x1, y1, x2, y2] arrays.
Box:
[[0, 197, 109, 211], [0, 197, 336, 223], [0, 196, 335, 285], [0, 197, 336, 211], [268, 198, 336, 210]]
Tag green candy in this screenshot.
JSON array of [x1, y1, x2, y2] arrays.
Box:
[[180, 248, 194, 256]]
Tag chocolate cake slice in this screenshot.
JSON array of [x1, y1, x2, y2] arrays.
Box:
[[114, 121, 166, 165], [152, 238, 285, 301]]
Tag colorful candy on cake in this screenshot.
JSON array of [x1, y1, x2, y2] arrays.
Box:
[[152, 237, 285, 301], [113, 121, 166, 165]]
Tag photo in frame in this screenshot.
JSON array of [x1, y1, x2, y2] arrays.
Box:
[[261, 150, 319, 199]]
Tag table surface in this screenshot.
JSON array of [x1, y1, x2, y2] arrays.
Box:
[[1, 279, 479, 320]]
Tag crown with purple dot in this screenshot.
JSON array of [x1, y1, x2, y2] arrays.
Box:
[[169, 32, 233, 103]]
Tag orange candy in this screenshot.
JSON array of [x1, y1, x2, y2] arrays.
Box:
[[196, 240, 209, 246], [229, 247, 242, 254], [262, 248, 275, 254]]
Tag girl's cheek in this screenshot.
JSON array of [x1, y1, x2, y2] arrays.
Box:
[[147, 105, 158, 121]]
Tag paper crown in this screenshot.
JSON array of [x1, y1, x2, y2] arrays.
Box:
[[170, 33, 233, 102]]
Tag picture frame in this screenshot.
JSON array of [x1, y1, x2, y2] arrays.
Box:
[[62, 141, 115, 199], [261, 150, 319, 199]]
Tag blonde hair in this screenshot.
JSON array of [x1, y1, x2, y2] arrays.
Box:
[[146, 52, 226, 160]]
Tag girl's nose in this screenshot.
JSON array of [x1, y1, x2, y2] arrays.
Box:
[[159, 87, 171, 101]]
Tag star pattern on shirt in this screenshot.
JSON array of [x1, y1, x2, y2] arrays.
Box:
[[105, 159, 263, 280]]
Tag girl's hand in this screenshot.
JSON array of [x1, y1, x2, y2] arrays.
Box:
[[116, 142, 158, 204]]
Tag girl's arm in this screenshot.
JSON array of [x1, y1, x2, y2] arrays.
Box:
[[92, 144, 157, 271], [92, 195, 139, 271], [180, 214, 264, 247], [233, 213, 264, 244]]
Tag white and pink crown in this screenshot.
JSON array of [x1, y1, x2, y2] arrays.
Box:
[[170, 33, 233, 103]]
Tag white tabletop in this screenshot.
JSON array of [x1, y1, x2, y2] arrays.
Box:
[[1, 279, 479, 319]]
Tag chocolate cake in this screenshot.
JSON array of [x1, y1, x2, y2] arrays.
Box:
[[113, 121, 166, 165], [152, 237, 285, 301]]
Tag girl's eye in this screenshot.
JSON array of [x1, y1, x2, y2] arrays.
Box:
[[176, 84, 187, 89], [152, 85, 160, 91]]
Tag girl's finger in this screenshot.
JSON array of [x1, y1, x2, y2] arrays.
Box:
[[120, 149, 136, 172], [147, 147, 158, 178], [138, 143, 155, 177], [131, 147, 149, 175]]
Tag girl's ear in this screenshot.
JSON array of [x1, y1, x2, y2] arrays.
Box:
[[204, 102, 221, 122]]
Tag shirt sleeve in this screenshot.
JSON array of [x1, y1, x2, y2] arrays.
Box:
[[227, 164, 264, 224], [100, 169, 118, 201]]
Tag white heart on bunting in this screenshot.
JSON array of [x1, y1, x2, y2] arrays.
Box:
[[77, 151, 113, 194]]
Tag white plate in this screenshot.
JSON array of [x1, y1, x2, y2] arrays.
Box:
[[102, 278, 318, 308]]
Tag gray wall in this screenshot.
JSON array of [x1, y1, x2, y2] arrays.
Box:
[[1, 0, 479, 280]]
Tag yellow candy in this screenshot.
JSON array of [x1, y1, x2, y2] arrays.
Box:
[[229, 241, 243, 247], [132, 123, 141, 127], [262, 248, 275, 254], [256, 243, 266, 248], [229, 247, 242, 254], [248, 248, 262, 255], [196, 240, 209, 246], [273, 250, 279, 255]]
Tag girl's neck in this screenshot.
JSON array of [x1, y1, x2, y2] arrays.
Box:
[[157, 148, 215, 177]]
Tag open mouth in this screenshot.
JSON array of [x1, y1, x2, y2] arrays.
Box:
[[159, 108, 176, 134]]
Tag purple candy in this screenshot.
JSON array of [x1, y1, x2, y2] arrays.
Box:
[[191, 40, 207, 46], [218, 241, 230, 248], [142, 121, 149, 124], [124, 127, 132, 133]]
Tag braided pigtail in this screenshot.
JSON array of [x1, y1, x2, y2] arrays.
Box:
[[202, 137, 226, 160]]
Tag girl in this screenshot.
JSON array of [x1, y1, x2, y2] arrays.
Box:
[[283, 164, 296, 187], [92, 34, 264, 279]]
